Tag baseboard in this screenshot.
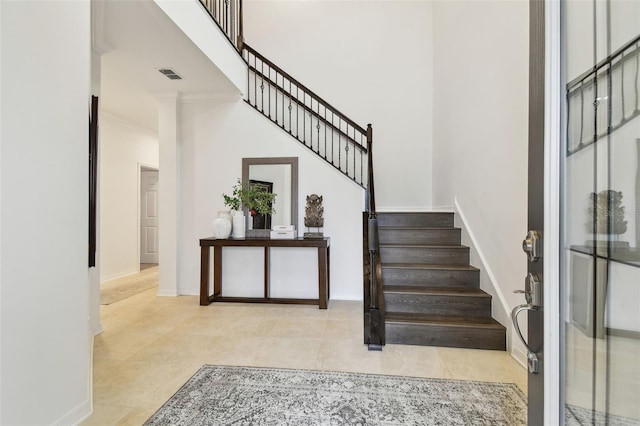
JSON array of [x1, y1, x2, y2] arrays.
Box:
[[511, 343, 528, 370], [53, 332, 94, 425], [329, 293, 362, 301], [156, 288, 179, 297], [100, 268, 140, 284]]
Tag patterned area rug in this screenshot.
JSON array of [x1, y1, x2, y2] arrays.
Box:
[[100, 267, 158, 305], [565, 404, 639, 425], [144, 365, 527, 425]]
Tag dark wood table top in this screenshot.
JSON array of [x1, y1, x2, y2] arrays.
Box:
[[200, 236, 330, 248]]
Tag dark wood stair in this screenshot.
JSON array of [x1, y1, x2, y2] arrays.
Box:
[[378, 212, 506, 351]]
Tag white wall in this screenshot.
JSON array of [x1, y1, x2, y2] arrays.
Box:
[[179, 101, 364, 300], [244, 0, 434, 210], [99, 113, 159, 282], [0, 1, 92, 424], [432, 0, 529, 360]]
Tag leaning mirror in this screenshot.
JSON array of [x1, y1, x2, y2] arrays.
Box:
[[242, 157, 298, 237]]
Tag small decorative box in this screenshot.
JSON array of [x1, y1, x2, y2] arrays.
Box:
[[270, 230, 296, 239]]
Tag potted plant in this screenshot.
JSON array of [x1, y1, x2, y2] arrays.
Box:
[[223, 179, 277, 237]]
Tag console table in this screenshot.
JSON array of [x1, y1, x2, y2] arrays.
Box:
[[199, 237, 330, 309]]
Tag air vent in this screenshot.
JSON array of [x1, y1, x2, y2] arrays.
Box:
[[158, 68, 182, 80]]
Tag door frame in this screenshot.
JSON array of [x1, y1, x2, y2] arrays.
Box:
[[138, 163, 159, 267], [543, 0, 561, 424]]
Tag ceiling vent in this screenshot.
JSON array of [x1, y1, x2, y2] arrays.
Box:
[[158, 68, 182, 80]]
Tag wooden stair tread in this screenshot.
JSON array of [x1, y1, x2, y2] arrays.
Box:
[[382, 263, 479, 271], [385, 312, 505, 329], [383, 286, 490, 297]]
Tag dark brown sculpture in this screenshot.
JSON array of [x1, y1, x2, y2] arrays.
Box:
[[304, 194, 324, 238]]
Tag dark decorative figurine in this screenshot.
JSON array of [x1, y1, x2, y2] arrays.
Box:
[[304, 194, 324, 238]]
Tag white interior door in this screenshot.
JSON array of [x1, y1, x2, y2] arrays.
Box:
[[140, 169, 159, 264]]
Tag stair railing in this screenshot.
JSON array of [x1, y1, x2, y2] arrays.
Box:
[[243, 44, 368, 186], [566, 34, 640, 156], [199, 0, 244, 51]]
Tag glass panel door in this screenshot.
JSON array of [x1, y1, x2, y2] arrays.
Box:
[[561, 1, 640, 424]]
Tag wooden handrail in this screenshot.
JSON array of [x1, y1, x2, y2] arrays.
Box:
[[245, 44, 368, 136]]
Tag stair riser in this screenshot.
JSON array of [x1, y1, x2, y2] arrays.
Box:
[[379, 229, 461, 245], [380, 247, 469, 265], [377, 213, 454, 228], [384, 293, 492, 317], [382, 268, 479, 288], [385, 322, 506, 350]]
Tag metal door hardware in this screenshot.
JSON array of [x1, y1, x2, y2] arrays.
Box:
[[512, 273, 542, 374], [522, 230, 541, 262]]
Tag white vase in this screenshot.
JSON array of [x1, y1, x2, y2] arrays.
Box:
[[212, 211, 232, 239], [232, 211, 246, 238]]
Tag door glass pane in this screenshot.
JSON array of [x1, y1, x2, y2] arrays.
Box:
[[562, 1, 640, 424]]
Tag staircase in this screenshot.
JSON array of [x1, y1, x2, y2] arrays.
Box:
[[377, 212, 506, 350], [198, 0, 505, 352]]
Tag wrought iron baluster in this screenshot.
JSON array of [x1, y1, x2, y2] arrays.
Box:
[[296, 86, 299, 138], [579, 83, 585, 148], [621, 53, 626, 121], [338, 117, 342, 171], [634, 43, 640, 112], [268, 66, 271, 119], [260, 60, 264, 112], [316, 106, 321, 154], [288, 81, 293, 133], [303, 92, 306, 145], [331, 112, 335, 165], [353, 127, 356, 180], [324, 107, 327, 159], [281, 75, 285, 128]]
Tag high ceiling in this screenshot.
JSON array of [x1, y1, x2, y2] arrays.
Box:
[[97, 0, 240, 131]]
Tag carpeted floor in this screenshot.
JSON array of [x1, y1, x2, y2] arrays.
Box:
[[144, 365, 527, 425], [100, 266, 158, 305]]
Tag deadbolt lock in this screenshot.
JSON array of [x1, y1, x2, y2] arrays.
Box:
[[522, 230, 541, 262]]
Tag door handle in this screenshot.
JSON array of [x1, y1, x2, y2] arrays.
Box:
[[511, 272, 542, 374], [512, 303, 540, 374]]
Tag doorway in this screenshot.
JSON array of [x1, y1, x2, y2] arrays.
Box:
[[560, 0, 640, 423], [140, 166, 159, 268]]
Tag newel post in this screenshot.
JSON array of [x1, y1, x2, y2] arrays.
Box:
[[236, 0, 244, 51]]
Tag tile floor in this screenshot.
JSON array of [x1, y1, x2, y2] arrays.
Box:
[[82, 273, 527, 425]]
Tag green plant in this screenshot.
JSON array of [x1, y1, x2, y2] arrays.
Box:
[[223, 179, 276, 216]]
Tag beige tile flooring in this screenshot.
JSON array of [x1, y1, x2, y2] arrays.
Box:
[[82, 275, 527, 425]]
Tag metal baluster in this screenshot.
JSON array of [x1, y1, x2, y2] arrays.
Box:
[[253, 53, 257, 108], [260, 60, 264, 112], [338, 117, 342, 171], [331, 112, 335, 165], [268, 66, 271, 119], [296, 87, 299, 138], [288, 81, 292, 134], [621, 52, 626, 121], [353, 127, 356, 181], [324, 107, 327, 159], [635, 43, 639, 113], [303, 92, 306, 145], [345, 125, 349, 177], [316, 105, 321, 154], [281, 75, 285, 128], [360, 132, 364, 185], [579, 83, 585, 148]]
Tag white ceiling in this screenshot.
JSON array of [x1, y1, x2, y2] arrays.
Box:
[[97, 0, 241, 131]]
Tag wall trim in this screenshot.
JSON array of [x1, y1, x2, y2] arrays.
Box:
[[157, 288, 179, 297], [53, 332, 94, 425], [100, 268, 141, 285]]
